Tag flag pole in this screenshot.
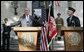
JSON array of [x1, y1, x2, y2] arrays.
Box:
[[44, 1, 49, 51], [48, 1, 52, 51], [48, 1, 57, 51]]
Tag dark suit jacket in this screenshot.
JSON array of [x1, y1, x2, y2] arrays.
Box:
[[32, 14, 43, 26], [67, 15, 81, 27], [2, 24, 11, 38]]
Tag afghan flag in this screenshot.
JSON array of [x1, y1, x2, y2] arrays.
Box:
[[47, 3, 57, 47]]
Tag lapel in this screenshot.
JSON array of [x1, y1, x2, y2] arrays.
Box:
[[71, 15, 74, 22], [68, 15, 74, 23], [27, 15, 31, 20], [68, 17, 71, 22], [23, 14, 32, 21]]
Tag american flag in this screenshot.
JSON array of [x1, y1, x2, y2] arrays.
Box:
[[55, 1, 61, 7], [40, 1, 48, 51]]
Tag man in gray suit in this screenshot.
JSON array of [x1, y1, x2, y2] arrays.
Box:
[[11, 8, 33, 27]]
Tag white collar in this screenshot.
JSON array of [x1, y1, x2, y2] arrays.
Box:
[[26, 15, 30, 21], [25, 14, 29, 17], [4, 22, 10, 26], [70, 15, 73, 18]]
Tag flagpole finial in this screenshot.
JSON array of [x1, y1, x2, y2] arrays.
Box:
[[49, 4, 52, 8]]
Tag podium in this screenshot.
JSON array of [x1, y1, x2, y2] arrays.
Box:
[[13, 27, 41, 51], [61, 27, 83, 51]]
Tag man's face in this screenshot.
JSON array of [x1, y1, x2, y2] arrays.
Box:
[[57, 15, 61, 17], [67, 10, 74, 16], [4, 19, 8, 23], [25, 8, 30, 15]]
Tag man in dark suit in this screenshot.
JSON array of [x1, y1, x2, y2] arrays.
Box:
[[67, 7, 81, 27], [2, 18, 11, 50], [33, 14, 43, 27]]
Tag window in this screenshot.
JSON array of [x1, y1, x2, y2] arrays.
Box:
[[32, 1, 54, 9]]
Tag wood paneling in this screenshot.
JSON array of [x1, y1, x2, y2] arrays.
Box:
[[61, 27, 83, 51], [13, 27, 41, 51]]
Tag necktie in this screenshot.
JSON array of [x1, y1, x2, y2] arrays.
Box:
[[70, 16, 72, 22], [26, 16, 30, 26], [26, 15, 29, 21]]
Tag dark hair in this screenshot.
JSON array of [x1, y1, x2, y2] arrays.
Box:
[[57, 13, 61, 15], [4, 18, 8, 21], [68, 7, 76, 13]]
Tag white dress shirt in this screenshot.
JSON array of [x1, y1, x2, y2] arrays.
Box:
[[26, 15, 30, 21], [69, 15, 73, 22]]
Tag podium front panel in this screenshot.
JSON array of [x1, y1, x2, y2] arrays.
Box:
[[13, 27, 41, 51], [61, 27, 83, 51], [64, 32, 83, 51], [17, 32, 38, 51]]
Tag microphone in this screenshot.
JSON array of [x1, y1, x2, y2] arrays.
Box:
[[49, 4, 52, 8], [72, 21, 75, 27]]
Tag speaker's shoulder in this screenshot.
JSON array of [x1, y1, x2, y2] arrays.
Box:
[[73, 15, 79, 20]]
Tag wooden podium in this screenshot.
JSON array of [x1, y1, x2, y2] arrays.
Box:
[[61, 27, 83, 51], [13, 27, 41, 51]]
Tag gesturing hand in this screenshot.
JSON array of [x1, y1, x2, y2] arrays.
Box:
[[4, 32, 8, 34]]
